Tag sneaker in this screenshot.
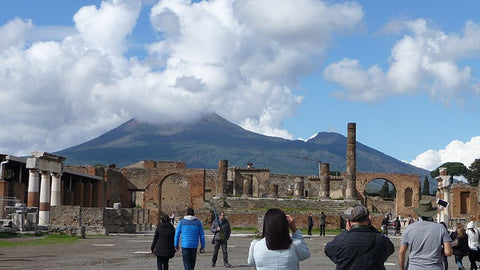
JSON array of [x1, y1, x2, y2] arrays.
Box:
[[224, 263, 232, 268]]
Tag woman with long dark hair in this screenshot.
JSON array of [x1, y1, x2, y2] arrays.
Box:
[[247, 208, 310, 269], [451, 223, 469, 270], [151, 214, 176, 270]]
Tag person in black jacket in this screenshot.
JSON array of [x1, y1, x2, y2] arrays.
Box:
[[211, 211, 232, 268], [451, 223, 469, 270], [151, 214, 176, 270], [325, 205, 395, 270], [307, 213, 314, 235]]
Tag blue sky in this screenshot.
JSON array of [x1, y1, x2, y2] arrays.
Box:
[[1, 0, 479, 171]]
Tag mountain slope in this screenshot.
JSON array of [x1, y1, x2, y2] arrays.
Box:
[[56, 113, 429, 178]]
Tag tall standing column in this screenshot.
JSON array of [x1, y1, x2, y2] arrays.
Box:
[[50, 173, 61, 207], [27, 169, 40, 207], [319, 163, 331, 198], [294, 177, 304, 198], [217, 160, 228, 196], [39, 172, 51, 226], [345, 123, 357, 199]]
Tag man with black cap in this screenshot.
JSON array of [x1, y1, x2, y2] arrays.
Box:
[[325, 205, 394, 269], [399, 199, 453, 270]]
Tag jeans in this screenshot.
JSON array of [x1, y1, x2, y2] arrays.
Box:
[[455, 254, 465, 269], [156, 256, 170, 270], [212, 240, 229, 265], [182, 247, 197, 270], [320, 224, 325, 236]]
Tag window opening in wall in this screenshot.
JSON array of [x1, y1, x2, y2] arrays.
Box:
[[405, 188, 413, 207], [460, 191, 470, 214]]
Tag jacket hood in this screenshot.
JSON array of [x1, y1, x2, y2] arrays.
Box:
[[184, 215, 197, 221]]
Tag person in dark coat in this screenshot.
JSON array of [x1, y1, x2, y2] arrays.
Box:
[[307, 213, 314, 235], [325, 205, 394, 269], [319, 212, 326, 236], [151, 214, 176, 270], [451, 223, 469, 270], [211, 211, 232, 267], [394, 216, 401, 236]]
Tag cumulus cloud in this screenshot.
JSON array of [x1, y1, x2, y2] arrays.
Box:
[[324, 18, 480, 105], [0, 0, 363, 156], [410, 136, 480, 171]]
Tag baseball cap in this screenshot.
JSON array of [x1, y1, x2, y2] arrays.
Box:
[[343, 205, 369, 222]]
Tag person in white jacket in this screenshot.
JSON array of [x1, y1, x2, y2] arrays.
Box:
[[247, 208, 310, 270], [466, 221, 480, 270]]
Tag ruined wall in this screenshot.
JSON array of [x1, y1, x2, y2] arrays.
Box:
[[450, 183, 478, 221]]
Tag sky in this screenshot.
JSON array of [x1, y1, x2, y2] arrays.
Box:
[[1, 0, 480, 172]]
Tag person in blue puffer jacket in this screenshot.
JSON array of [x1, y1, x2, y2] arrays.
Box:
[[174, 207, 206, 270]]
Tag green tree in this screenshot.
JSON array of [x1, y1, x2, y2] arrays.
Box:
[[379, 180, 389, 198], [422, 176, 430, 195], [467, 158, 480, 186], [430, 162, 469, 178]]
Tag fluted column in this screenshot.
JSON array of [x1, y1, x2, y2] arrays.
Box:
[[50, 173, 62, 206], [39, 172, 51, 226], [27, 169, 40, 207]]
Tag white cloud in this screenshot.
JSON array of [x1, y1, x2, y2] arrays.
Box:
[[324, 18, 480, 105], [410, 136, 480, 171], [0, 0, 363, 156]]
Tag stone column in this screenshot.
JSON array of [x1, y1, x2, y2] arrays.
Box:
[[217, 160, 228, 196], [39, 172, 51, 226], [50, 173, 62, 207], [319, 163, 331, 198], [27, 169, 40, 207], [242, 175, 253, 197], [84, 181, 93, 207], [345, 123, 357, 199], [270, 184, 279, 198], [294, 177, 304, 198]]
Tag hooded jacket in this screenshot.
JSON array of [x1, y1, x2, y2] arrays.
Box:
[[174, 215, 206, 249]]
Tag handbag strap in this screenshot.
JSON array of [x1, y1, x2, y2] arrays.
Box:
[[344, 232, 376, 270]]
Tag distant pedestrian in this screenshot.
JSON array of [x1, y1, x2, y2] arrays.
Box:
[[466, 221, 480, 270], [247, 208, 310, 269], [151, 214, 176, 270], [394, 216, 401, 236], [381, 216, 389, 236], [211, 211, 231, 268], [451, 222, 469, 270], [307, 213, 314, 235], [319, 212, 326, 236], [174, 208, 205, 270]]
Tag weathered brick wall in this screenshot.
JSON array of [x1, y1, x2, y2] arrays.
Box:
[[451, 183, 478, 220]]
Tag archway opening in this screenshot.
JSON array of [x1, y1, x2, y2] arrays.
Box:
[[364, 178, 397, 216]]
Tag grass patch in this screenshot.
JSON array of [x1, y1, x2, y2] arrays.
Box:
[[0, 234, 79, 248]]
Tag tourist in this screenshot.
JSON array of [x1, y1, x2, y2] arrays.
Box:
[[307, 213, 313, 235], [151, 214, 176, 270], [466, 221, 480, 270], [247, 208, 310, 269], [394, 216, 401, 236], [325, 205, 394, 269], [211, 211, 231, 268], [440, 222, 449, 270], [399, 199, 452, 270], [451, 222, 469, 270], [381, 215, 389, 236], [170, 212, 175, 225], [174, 207, 206, 270], [319, 212, 326, 236]]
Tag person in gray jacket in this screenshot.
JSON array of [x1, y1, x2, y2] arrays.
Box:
[[211, 211, 231, 267]]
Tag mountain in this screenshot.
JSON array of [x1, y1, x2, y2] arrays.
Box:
[[56, 113, 430, 179]]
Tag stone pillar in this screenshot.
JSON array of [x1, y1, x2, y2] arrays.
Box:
[[242, 175, 253, 197], [39, 172, 51, 226], [217, 160, 228, 196], [75, 181, 85, 206], [50, 173, 62, 206], [345, 123, 357, 199], [319, 163, 330, 198], [84, 182, 93, 207], [27, 169, 40, 207], [294, 177, 304, 198], [436, 167, 451, 223], [93, 180, 105, 207]]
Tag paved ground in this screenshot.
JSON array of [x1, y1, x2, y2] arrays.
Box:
[[0, 230, 467, 269]]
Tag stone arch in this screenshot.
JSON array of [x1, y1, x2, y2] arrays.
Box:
[[159, 173, 190, 217], [356, 172, 421, 218]]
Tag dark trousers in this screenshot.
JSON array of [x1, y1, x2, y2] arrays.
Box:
[[212, 240, 228, 265], [156, 256, 170, 270], [319, 224, 325, 236], [469, 249, 480, 270], [308, 224, 313, 235], [182, 247, 197, 270]]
